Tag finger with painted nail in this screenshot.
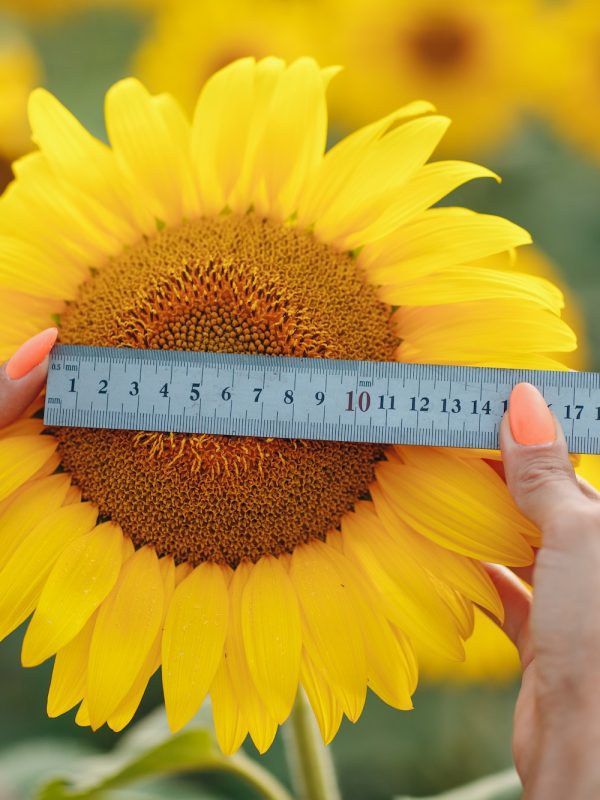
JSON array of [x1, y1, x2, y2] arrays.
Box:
[[501, 381, 583, 532], [0, 328, 58, 429]]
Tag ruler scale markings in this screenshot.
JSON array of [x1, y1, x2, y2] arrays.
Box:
[[43, 345, 600, 453]]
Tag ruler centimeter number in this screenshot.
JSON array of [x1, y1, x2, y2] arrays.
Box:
[[43, 344, 600, 453]]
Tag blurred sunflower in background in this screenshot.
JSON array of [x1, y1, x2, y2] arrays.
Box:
[[0, 56, 578, 758], [0, 26, 38, 190], [317, 0, 541, 155], [532, 0, 600, 163]]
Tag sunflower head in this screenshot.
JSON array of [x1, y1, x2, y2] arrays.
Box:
[[0, 56, 575, 753]]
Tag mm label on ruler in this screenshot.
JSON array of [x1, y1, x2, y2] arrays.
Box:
[[43, 344, 600, 453]]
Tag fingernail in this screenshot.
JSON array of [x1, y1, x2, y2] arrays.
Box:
[[5, 328, 58, 380], [509, 382, 555, 446]]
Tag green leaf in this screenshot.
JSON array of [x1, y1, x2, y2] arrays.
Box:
[[395, 768, 521, 800], [36, 707, 292, 800], [38, 728, 219, 799]]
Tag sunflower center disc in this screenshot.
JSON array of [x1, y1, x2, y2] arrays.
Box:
[[55, 214, 398, 567], [407, 15, 475, 74]]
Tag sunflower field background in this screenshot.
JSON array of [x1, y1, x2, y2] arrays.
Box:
[[0, 1, 599, 799]]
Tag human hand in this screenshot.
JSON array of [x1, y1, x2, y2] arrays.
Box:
[[0, 328, 58, 428], [491, 382, 600, 800]]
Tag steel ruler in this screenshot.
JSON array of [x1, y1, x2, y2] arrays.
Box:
[[43, 344, 600, 453]]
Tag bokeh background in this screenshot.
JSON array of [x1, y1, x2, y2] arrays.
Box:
[[1, 1, 599, 798]]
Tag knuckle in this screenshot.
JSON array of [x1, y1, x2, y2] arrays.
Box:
[[515, 456, 574, 496]]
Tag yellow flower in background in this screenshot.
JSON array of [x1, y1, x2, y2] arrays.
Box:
[[0, 28, 39, 187], [314, 0, 541, 154], [0, 57, 576, 754], [135, 0, 307, 116], [532, 0, 600, 163]]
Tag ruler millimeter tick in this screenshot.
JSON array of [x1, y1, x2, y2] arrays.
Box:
[[43, 345, 600, 453]]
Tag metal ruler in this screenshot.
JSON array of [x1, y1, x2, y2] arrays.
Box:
[[43, 344, 600, 453]]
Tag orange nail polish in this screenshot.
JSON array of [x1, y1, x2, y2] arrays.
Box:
[[509, 382, 555, 445], [5, 328, 58, 380]]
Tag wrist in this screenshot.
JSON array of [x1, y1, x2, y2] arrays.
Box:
[[525, 710, 600, 800]]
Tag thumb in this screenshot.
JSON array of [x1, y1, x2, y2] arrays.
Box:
[[500, 382, 583, 532]]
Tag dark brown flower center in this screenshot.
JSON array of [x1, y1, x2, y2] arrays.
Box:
[[54, 214, 398, 567], [405, 15, 475, 75]]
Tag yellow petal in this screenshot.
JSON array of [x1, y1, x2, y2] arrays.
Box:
[[366, 210, 532, 284], [225, 562, 278, 753], [394, 300, 576, 363], [300, 650, 344, 744], [0, 434, 58, 503], [27, 452, 61, 484], [5, 152, 138, 264], [63, 485, 82, 505], [28, 88, 150, 236], [378, 266, 563, 313], [432, 578, 474, 639], [47, 612, 96, 717], [22, 521, 124, 666], [318, 537, 414, 710], [162, 561, 229, 732], [0, 474, 71, 570], [87, 545, 164, 729], [241, 555, 302, 723], [341, 506, 464, 659], [290, 540, 367, 721], [313, 116, 452, 248], [0, 155, 102, 272], [75, 699, 90, 727], [370, 484, 504, 620], [0, 502, 98, 641], [210, 658, 248, 756], [0, 418, 44, 440], [375, 451, 534, 566], [399, 449, 539, 547], [106, 79, 199, 226], [107, 556, 176, 732], [0, 233, 82, 300], [297, 100, 436, 227], [191, 56, 262, 214], [358, 162, 499, 263], [253, 57, 329, 219]]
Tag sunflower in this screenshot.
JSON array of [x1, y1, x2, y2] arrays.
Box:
[[310, 0, 541, 155], [531, 0, 600, 163], [0, 27, 39, 190], [0, 57, 576, 754]]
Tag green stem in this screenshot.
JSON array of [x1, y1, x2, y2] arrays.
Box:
[[219, 751, 295, 800], [282, 689, 342, 800]]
